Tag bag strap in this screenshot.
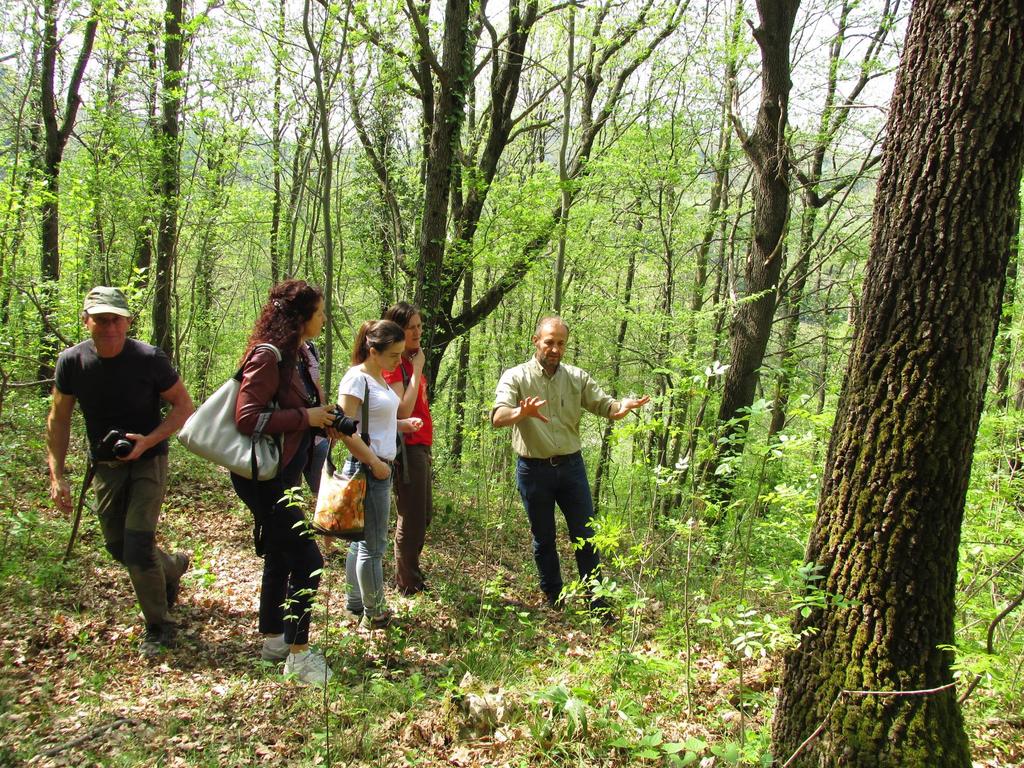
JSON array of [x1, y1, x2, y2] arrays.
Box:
[[395, 359, 411, 483], [239, 343, 284, 482], [234, 342, 283, 380], [251, 412, 276, 481], [324, 375, 373, 478], [361, 377, 370, 446]]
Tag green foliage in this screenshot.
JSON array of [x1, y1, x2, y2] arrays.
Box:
[[2, 0, 1022, 764]]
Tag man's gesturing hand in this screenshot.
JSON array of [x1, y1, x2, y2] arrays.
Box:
[[610, 395, 651, 420], [519, 396, 550, 423]]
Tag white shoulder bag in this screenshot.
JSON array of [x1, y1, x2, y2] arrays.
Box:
[[177, 343, 282, 480]]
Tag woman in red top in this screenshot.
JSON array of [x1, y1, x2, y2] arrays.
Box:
[[232, 280, 336, 686], [382, 302, 434, 595]]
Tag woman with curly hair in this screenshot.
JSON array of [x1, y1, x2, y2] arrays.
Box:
[[232, 279, 336, 686]]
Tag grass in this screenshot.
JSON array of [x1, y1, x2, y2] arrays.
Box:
[[0, 395, 1021, 766]]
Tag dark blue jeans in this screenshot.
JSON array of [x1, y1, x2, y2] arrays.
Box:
[[515, 452, 600, 602]]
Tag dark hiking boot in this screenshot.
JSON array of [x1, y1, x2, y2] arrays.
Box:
[[140, 623, 176, 658]]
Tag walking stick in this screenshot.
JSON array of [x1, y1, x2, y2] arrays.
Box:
[[63, 457, 96, 564]]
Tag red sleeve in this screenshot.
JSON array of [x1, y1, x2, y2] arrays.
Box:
[[235, 348, 307, 436]]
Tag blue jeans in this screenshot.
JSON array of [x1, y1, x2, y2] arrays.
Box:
[[516, 452, 601, 601], [343, 457, 392, 617]]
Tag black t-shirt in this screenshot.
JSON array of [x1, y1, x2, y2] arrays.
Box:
[[54, 338, 181, 459]]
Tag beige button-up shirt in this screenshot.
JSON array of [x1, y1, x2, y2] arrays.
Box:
[[493, 357, 616, 459]]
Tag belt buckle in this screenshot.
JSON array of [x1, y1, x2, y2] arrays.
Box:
[[548, 455, 563, 467]]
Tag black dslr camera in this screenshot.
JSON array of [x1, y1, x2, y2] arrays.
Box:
[[329, 407, 359, 437], [96, 429, 135, 460]]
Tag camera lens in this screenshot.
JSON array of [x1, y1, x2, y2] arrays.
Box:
[[113, 438, 134, 458], [332, 413, 358, 436]]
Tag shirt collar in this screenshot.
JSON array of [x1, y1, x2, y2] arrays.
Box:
[[527, 355, 560, 379]]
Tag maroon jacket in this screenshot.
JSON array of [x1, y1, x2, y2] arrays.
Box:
[[234, 345, 310, 470]]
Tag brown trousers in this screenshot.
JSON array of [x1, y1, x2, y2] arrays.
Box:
[[393, 444, 432, 594], [93, 455, 187, 627]]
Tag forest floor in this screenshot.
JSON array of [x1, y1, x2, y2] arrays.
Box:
[[0, 435, 1022, 766]]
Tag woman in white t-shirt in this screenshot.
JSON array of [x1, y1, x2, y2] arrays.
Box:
[[337, 319, 422, 628]]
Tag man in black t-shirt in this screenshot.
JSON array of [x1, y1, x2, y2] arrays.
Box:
[[46, 287, 195, 657]]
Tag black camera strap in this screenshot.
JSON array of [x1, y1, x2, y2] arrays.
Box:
[[361, 377, 370, 447]]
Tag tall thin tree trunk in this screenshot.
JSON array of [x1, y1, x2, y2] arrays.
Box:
[[594, 237, 637, 512], [709, 0, 800, 495], [769, 205, 812, 437], [687, 0, 741, 359], [770, 0, 893, 436], [449, 270, 473, 468], [153, 0, 183, 360], [269, 0, 285, 284], [134, 30, 160, 286], [553, 6, 574, 313], [415, 0, 472, 374], [1, 35, 40, 330], [38, 0, 98, 381], [302, 0, 347, 395]]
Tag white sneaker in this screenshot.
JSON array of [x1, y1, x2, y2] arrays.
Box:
[[261, 634, 289, 661], [284, 649, 334, 687]]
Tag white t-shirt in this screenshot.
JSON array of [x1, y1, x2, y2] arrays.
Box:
[[338, 367, 401, 460]]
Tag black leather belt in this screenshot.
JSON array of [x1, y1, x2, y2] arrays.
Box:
[[522, 452, 580, 466]]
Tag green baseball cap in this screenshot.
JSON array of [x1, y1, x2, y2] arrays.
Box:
[[83, 286, 131, 317]]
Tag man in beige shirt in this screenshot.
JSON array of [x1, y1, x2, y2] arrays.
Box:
[[491, 317, 649, 611]]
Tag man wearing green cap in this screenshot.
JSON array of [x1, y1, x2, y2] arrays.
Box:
[[46, 286, 195, 657]]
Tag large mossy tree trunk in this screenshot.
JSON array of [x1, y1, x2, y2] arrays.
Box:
[[771, 2, 1024, 766]]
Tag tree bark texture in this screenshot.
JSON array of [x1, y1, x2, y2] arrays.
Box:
[[40, 0, 97, 283], [153, 0, 183, 359], [39, 0, 97, 380], [414, 0, 473, 347], [269, 0, 285, 285], [448, 269, 473, 467], [303, 0, 345, 395], [133, 32, 160, 286], [712, 0, 799, 488], [772, 2, 1024, 766]]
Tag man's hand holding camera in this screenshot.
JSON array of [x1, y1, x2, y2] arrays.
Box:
[[94, 428, 155, 462], [120, 432, 152, 461]]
